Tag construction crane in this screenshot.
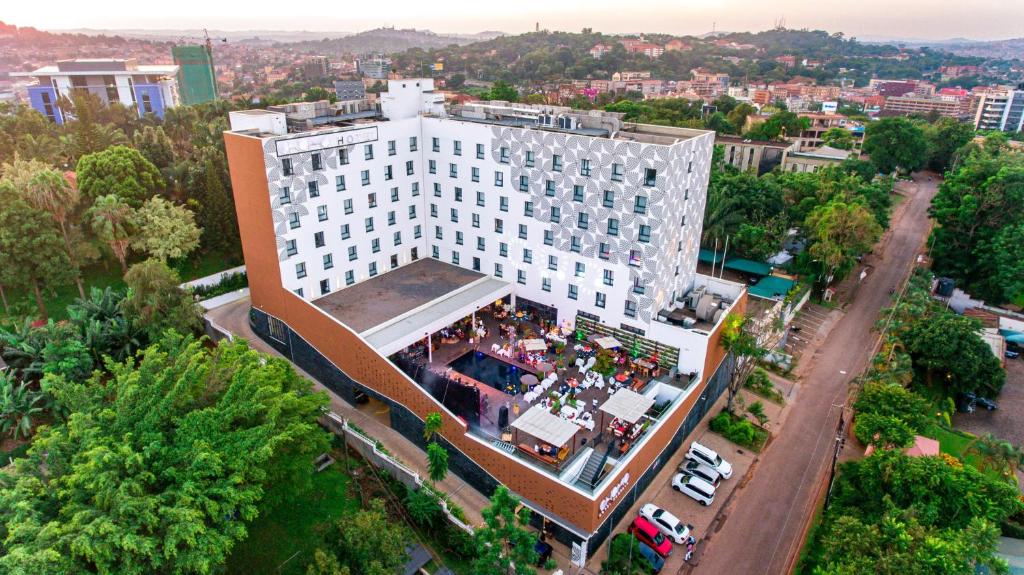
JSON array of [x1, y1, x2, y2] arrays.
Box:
[[177, 28, 228, 56]]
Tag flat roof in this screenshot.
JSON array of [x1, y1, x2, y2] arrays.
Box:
[[600, 389, 655, 424], [512, 405, 580, 447], [313, 257, 483, 333]]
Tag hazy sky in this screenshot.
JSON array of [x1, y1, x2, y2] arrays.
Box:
[[6, 0, 1022, 41]]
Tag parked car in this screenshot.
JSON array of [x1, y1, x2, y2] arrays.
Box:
[[672, 473, 717, 506], [1006, 349, 1020, 360], [956, 391, 998, 413], [685, 441, 733, 479], [635, 540, 665, 573], [628, 516, 673, 558], [639, 503, 692, 544], [678, 459, 722, 487]]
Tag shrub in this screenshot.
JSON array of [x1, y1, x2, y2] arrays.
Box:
[[404, 487, 443, 528], [745, 368, 784, 403]]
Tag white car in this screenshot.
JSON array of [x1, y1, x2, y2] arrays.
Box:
[[678, 459, 722, 487], [639, 503, 692, 544], [685, 441, 733, 479], [672, 473, 717, 506]]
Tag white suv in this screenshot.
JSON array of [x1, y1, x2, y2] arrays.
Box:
[[639, 503, 692, 544], [672, 473, 716, 506], [685, 441, 733, 479]]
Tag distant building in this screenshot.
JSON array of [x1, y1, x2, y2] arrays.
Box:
[[302, 56, 330, 80], [333, 80, 366, 101], [15, 58, 179, 124], [664, 39, 691, 52], [358, 56, 391, 80], [973, 86, 1024, 132], [612, 71, 651, 82], [589, 43, 613, 59], [883, 95, 962, 118], [172, 45, 218, 105], [783, 145, 853, 173], [716, 135, 792, 175]]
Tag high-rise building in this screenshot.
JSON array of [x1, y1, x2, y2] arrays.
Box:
[[974, 86, 1024, 133], [224, 79, 744, 558], [15, 58, 179, 124], [172, 45, 218, 105], [357, 56, 391, 80]]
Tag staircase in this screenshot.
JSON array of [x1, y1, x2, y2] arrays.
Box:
[[576, 441, 613, 488]]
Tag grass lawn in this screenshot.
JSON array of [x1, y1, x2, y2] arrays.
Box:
[[224, 464, 359, 575]]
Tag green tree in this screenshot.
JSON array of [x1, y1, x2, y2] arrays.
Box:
[[923, 117, 974, 173], [853, 382, 933, 433], [0, 371, 46, 440], [122, 259, 202, 341], [902, 310, 1005, 396], [427, 442, 450, 482], [966, 433, 1024, 476], [743, 111, 810, 141], [804, 198, 882, 285], [989, 222, 1024, 304], [132, 125, 176, 172], [304, 86, 336, 103], [76, 144, 164, 204], [720, 313, 767, 412], [87, 194, 136, 271], [131, 197, 201, 262], [331, 499, 409, 575], [0, 183, 75, 318], [821, 126, 855, 150], [404, 487, 443, 528], [487, 80, 519, 102], [424, 411, 443, 440], [862, 117, 928, 174], [853, 412, 915, 449], [196, 157, 240, 255], [472, 486, 539, 575], [0, 334, 330, 575]]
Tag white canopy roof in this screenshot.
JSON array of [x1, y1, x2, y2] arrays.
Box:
[[511, 405, 579, 447], [600, 389, 655, 424], [595, 335, 623, 349]]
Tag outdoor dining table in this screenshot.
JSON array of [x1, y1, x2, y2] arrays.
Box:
[[523, 338, 547, 352]]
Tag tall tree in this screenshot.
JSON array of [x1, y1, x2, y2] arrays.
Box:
[[122, 259, 201, 341], [131, 197, 201, 262], [196, 157, 240, 256], [923, 117, 974, 173], [76, 144, 164, 205], [26, 168, 87, 298], [720, 313, 768, 412], [328, 499, 408, 575], [131, 125, 176, 173], [0, 334, 330, 575], [804, 198, 882, 286], [862, 117, 928, 174], [902, 310, 1005, 396], [87, 194, 136, 272], [821, 126, 855, 150], [472, 486, 539, 575]]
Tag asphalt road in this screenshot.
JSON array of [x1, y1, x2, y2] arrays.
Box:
[[693, 174, 939, 575]]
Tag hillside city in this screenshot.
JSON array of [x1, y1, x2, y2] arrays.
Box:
[[1, 11, 1023, 575]]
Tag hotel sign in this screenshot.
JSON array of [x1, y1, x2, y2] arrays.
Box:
[[598, 472, 631, 517], [275, 126, 379, 156]]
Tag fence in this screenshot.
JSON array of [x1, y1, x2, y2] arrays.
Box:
[[320, 412, 474, 535]]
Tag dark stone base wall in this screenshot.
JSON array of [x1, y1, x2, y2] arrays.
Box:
[[248, 307, 734, 559]]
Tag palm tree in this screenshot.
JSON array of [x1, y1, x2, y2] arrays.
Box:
[[966, 433, 1024, 475], [701, 185, 744, 246], [87, 194, 135, 272], [0, 373, 46, 440], [28, 168, 86, 297]]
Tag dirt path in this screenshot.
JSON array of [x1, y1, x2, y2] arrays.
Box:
[[692, 174, 939, 575]]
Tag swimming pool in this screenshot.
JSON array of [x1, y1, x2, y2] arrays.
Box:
[[448, 351, 530, 394]]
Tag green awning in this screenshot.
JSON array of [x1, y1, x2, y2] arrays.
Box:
[[699, 249, 724, 265], [748, 276, 796, 299], [725, 258, 773, 276]]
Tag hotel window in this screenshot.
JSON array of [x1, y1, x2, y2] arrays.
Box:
[[340, 224, 350, 240], [499, 242, 508, 257], [348, 246, 358, 261], [430, 203, 438, 218], [371, 239, 380, 253], [681, 215, 687, 226], [519, 175, 529, 192], [295, 262, 306, 279], [317, 205, 328, 222], [595, 292, 606, 308], [612, 163, 624, 182], [408, 205, 417, 219], [644, 168, 657, 187], [344, 199, 353, 214], [345, 270, 355, 285], [571, 235, 582, 253], [312, 153, 323, 171], [388, 211, 396, 226], [499, 147, 510, 164], [388, 140, 396, 156], [573, 185, 584, 202], [453, 140, 462, 156], [607, 218, 619, 236], [288, 212, 300, 229], [361, 170, 370, 186], [285, 239, 297, 257], [435, 226, 443, 240], [603, 190, 615, 208], [550, 206, 560, 223], [476, 143, 485, 159], [335, 175, 346, 192], [279, 187, 291, 205], [432, 137, 440, 152], [552, 154, 563, 172], [394, 231, 402, 246], [320, 279, 330, 295], [365, 217, 374, 232], [414, 225, 422, 239], [688, 161, 693, 173], [500, 196, 509, 212], [451, 208, 459, 223], [633, 276, 646, 295], [599, 242, 610, 260], [339, 148, 349, 165], [323, 253, 333, 270], [452, 251, 460, 265], [369, 262, 378, 276], [282, 158, 293, 176], [432, 245, 439, 258], [411, 247, 418, 260], [455, 231, 463, 245], [494, 263, 503, 278], [638, 225, 651, 243], [472, 167, 480, 183], [603, 269, 614, 286], [434, 183, 442, 197], [525, 150, 535, 168], [472, 255, 481, 271], [364, 144, 374, 160], [406, 160, 415, 176], [629, 249, 642, 267], [518, 269, 526, 285], [568, 284, 578, 300], [472, 213, 480, 228], [634, 195, 648, 215], [391, 254, 400, 269], [578, 212, 589, 230], [494, 172, 503, 187], [477, 237, 485, 251], [575, 262, 585, 277], [542, 277, 551, 292], [523, 248, 532, 264], [477, 191, 485, 207], [580, 159, 591, 177], [449, 163, 458, 178], [308, 180, 319, 198], [429, 160, 436, 174], [391, 187, 400, 202], [384, 165, 393, 181], [524, 201, 534, 217], [409, 136, 418, 152], [494, 218, 503, 233], [411, 182, 420, 196], [624, 300, 637, 318], [368, 193, 377, 208], [548, 255, 558, 271], [545, 180, 555, 197], [519, 224, 528, 240]]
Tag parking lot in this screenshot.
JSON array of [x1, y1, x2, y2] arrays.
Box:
[[783, 304, 834, 361], [954, 358, 1024, 446]]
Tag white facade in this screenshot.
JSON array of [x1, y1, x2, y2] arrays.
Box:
[[236, 81, 723, 370]]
